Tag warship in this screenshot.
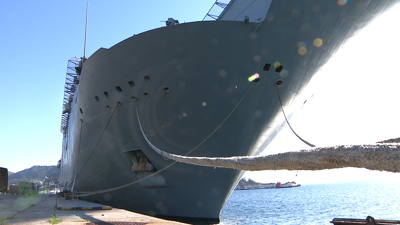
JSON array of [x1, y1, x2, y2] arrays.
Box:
[[59, 0, 399, 223]]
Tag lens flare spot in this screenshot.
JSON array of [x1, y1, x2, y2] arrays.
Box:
[[253, 55, 261, 62], [274, 62, 281, 68], [313, 38, 323, 47], [297, 41, 307, 48], [301, 22, 311, 32], [338, 0, 347, 6], [202, 102, 207, 107], [280, 69, 289, 78], [104, 193, 112, 201], [311, 58, 318, 64], [313, 5, 320, 13], [254, 110, 262, 118], [149, 130, 156, 136], [248, 32, 258, 40], [298, 47, 307, 55], [248, 73, 260, 82], [291, 9, 300, 18], [219, 69, 227, 78], [182, 113, 187, 117], [267, 13, 274, 21]]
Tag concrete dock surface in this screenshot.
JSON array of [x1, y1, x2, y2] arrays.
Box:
[[0, 194, 188, 225]]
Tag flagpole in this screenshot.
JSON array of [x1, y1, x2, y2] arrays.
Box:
[[83, 2, 88, 59]]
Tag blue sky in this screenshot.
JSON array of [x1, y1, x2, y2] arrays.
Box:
[[1, 1, 399, 185]]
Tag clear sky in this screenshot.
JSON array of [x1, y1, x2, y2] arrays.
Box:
[[1, 1, 399, 185]]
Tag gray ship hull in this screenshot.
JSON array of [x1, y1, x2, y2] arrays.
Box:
[[59, 0, 399, 222]]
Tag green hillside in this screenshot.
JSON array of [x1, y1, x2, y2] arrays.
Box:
[[8, 166, 59, 184]]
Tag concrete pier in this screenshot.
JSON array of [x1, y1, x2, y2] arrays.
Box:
[[0, 194, 187, 225]]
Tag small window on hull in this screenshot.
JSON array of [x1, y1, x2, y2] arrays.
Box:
[[144, 76, 152, 82], [263, 63, 271, 71], [104, 92, 109, 97], [128, 81, 135, 87], [95, 96, 99, 102], [275, 65, 283, 73], [116, 86, 123, 92]]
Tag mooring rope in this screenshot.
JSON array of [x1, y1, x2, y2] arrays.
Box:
[[73, 83, 255, 197], [142, 143, 400, 172], [275, 84, 315, 147], [135, 84, 399, 173], [75, 103, 120, 179]]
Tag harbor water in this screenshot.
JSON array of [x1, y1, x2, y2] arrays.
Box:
[[220, 180, 400, 224]]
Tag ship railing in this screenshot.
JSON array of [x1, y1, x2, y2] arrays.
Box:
[[202, 0, 230, 21], [60, 57, 81, 133]]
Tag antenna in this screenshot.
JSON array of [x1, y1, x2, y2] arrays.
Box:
[[83, 2, 88, 59]]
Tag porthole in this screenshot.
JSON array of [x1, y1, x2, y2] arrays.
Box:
[[79, 108, 83, 114], [144, 75, 152, 82], [276, 79, 284, 87], [95, 96, 99, 102], [104, 92, 110, 98], [116, 86, 123, 92], [263, 63, 271, 71], [275, 65, 283, 73], [128, 81, 135, 87], [143, 92, 149, 98]]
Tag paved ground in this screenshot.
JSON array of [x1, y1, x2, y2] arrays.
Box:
[[0, 194, 188, 225], [0, 194, 49, 223]]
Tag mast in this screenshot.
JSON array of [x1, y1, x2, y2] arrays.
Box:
[[83, 2, 88, 59]]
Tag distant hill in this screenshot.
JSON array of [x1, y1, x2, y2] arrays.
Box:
[[8, 171, 14, 176], [8, 166, 59, 184], [238, 178, 259, 185], [377, 137, 400, 143]]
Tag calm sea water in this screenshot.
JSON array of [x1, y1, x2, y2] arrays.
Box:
[[220, 180, 400, 225]]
